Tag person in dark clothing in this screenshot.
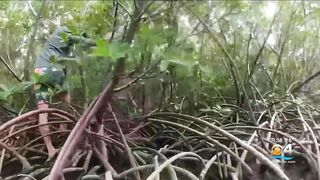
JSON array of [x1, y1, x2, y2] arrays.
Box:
[[33, 26, 95, 159], [34, 26, 71, 104]]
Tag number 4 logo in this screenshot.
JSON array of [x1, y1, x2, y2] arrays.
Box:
[[283, 144, 292, 153]]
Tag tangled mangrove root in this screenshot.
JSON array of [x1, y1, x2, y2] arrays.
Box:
[[1, 92, 320, 180]]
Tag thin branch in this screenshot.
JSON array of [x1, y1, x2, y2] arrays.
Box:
[[0, 104, 18, 116], [244, 25, 254, 85], [142, 2, 168, 22], [272, 10, 296, 84], [0, 56, 22, 82], [246, 8, 279, 84], [24, 1, 46, 80], [113, 65, 155, 92], [109, 103, 141, 180], [138, 0, 155, 18], [216, 20, 241, 107], [109, 0, 119, 42], [117, 0, 131, 16], [290, 69, 320, 93], [27, 1, 37, 17]]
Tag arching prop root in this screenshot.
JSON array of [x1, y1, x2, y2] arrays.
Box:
[[0, 108, 76, 179]]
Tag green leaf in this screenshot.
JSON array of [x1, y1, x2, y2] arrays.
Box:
[[49, 55, 58, 64], [68, 75, 82, 89], [0, 90, 11, 101], [60, 32, 70, 43], [11, 81, 33, 93], [167, 59, 193, 68], [93, 39, 110, 57], [31, 73, 41, 83], [139, 25, 166, 47], [214, 75, 226, 87], [110, 42, 130, 60], [67, 26, 80, 35]]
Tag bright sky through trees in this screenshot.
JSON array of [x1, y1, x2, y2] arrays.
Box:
[[264, 2, 278, 46]]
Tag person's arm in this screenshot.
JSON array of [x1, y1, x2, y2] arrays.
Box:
[[56, 36, 96, 63], [55, 26, 97, 48], [69, 35, 96, 47]]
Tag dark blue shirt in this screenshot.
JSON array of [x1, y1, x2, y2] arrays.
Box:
[[34, 26, 72, 68]]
